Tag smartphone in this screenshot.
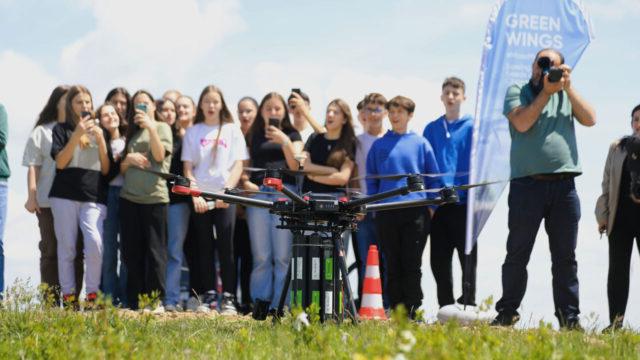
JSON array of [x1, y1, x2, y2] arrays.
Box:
[[135, 103, 148, 113], [291, 88, 301, 95], [268, 118, 281, 128], [81, 111, 91, 119]]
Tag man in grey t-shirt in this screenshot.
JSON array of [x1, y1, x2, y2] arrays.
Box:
[[492, 48, 596, 329]]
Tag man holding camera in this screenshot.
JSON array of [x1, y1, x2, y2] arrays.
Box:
[[492, 48, 596, 329]]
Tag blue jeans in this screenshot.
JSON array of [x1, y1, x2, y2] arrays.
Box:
[[0, 181, 7, 295], [496, 177, 581, 321], [165, 202, 191, 306], [246, 186, 293, 309], [101, 186, 127, 305]]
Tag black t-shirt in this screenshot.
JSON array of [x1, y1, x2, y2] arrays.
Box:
[[302, 133, 355, 193], [616, 156, 640, 231], [168, 129, 190, 204], [249, 128, 302, 185], [49, 122, 113, 204]]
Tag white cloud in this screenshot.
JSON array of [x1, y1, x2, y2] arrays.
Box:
[[59, 0, 245, 97]]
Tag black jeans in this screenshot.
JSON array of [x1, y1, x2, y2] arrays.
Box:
[[234, 214, 252, 305], [430, 203, 477, 307], [496, 177, 581, 322], [375, 207, 429, 311], [190, 205, 237, 295], [607, 222, 640, 324], [119, 199, 168, 309]]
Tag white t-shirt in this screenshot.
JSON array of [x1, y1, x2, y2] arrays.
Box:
[[298, 125, 314, 145], [22, 122, 57, 207], [182, 122, 249, 192], [109, 136, 125, 186], [355, 131, 385, 194]]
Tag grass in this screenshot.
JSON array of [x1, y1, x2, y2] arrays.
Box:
[[1, 281, 639, 359]]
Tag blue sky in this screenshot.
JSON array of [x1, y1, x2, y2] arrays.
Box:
[[1, 0, 640, 328]]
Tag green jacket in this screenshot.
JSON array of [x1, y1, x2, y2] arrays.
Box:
[[0, 104, 10, 179]]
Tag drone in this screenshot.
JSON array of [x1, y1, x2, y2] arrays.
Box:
[[140, 166, 493, 323]]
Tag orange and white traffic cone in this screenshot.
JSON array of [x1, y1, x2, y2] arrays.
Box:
[[359, 245, 386, 320]]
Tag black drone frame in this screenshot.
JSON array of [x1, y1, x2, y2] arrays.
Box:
[[144, 167, 478, 323]]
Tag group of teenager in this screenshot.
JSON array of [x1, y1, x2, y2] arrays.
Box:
[[8, 46, 638, 331]]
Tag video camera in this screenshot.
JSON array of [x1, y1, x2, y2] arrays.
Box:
[[537, 56, 563, 83]]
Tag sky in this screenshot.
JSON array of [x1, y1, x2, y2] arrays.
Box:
[[1, 0, 640, 329]]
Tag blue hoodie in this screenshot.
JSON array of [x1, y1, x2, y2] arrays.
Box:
[[366, 130, 440, 203], [423, 114, 472, 202]]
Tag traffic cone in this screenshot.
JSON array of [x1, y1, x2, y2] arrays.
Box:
[[359, 245, 386, 320]]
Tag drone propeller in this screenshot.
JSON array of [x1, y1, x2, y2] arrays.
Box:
[[224, 188, 279, 196], [352, 172, 469, 181], [243, 166, 316, 176], [418, 180, 503, 193]]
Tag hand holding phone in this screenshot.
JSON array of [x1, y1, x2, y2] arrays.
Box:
[[292, 88, 301, 95], [268, 118, 281, 128]]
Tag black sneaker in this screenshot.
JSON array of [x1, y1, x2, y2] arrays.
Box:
[[237, 302, 253, 315], [220, 292, 238, 316], [491, 311, 520, 327], [252, 300, 270, 321], [559, 316, 583, 332]]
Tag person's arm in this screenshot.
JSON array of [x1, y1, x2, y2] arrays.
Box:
[[25, 165, 41, 213], [93, 126, 110, 175], [283, 140, 304, 170], [300, 151, 340, 175], [308, 158, 354, 186], [595, 142, 616, 234], [559, 64, 596, 127], [225, 160, 244, 189], [0, 105, 7, 151], [290, 93, 326, 134], [506, 91, 552, 133], [135, 109, 167, 162], [54, 119, 89, 169]]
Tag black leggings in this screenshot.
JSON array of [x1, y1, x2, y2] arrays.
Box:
[[234, 215, 252, 305], [189, 205, 237, 295], [607, 222, 640, 323]]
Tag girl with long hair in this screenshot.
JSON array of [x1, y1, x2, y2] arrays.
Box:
[[96, 102, 128, 306], [182, 85, 247, 314], [159, 97, 194, 312], [301, 99, 357, 193], [244, 92, 303, 320], [49, 85, 112, 307], [22, 85, 86, 304], [119, 90, 173, 310]]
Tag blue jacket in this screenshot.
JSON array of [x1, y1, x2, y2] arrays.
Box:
[[366, 130, 440, 203], [423, 115, 472, 202]]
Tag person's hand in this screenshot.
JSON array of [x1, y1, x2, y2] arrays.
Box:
[[88, 123, 104, 143], [428, 207, 435, 219], [24, 195, 40, 214], [559, 64, 572, 90], [125, 152, 150, 168], [356, 214, 365, 221], [243, 181, 260, 192], [542, 72, 565, 95], [134, 109, 156, 130], [193, 196, 208, 214], [73, 115, 93, 136], [289, 92, 309, 116], [266, 125, 290, 145], [215, 199, 229, 209], [598, 222, 607, 238]]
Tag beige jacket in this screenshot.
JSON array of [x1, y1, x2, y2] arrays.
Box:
[[595, 139, 627, 234]]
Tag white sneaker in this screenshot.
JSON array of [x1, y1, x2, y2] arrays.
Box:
[[196, 304, 211, 313], [152, 305, 165, 315]]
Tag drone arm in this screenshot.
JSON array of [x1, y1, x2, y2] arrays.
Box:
[[279, 184, 309, 206], [195, 188, 274, 209], [364, 197, 444, 212], [343, 186, 410, 209]]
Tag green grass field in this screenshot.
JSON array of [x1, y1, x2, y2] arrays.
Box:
[[1, 282, 639, 359]]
